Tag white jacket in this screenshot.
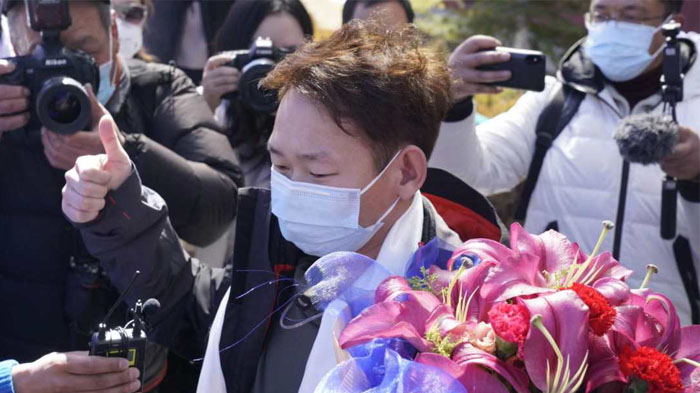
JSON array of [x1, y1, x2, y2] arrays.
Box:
[[430, 32, 700, 325]]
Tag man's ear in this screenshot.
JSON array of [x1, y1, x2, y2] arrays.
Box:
[[396, 145, 427, 200]]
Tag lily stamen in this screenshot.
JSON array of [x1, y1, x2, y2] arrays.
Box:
[[531, 315, 589, 393], [639, 264, 659, 290], [444, 263, 467, 309], [673, 358, 700, 369], [568, 221, 614, 285]]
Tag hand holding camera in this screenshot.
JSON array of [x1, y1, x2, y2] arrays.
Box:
[[11, 351, 140, 393], [0, 60, 31, 133], [203, 37, 291, 114], [202, 53, 242, 111], [0, 0, 99, 135]]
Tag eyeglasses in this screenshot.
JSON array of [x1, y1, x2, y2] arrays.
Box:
[[585, 11, 668, 26], [114, 3, 148, 24]]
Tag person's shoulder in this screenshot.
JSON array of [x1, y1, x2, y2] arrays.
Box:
[[126, 58, 177, 87]]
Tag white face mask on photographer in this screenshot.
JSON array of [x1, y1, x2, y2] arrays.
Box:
[[116, 17, 143, 59], [271, 152, 402, 257], [584, 16, 670, 82], [97, 30, 116, 105]]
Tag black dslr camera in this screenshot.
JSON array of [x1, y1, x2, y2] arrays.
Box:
[[0, 0, 99, 134], [89, 272, 159, 393], [221, 37, 293, 113]]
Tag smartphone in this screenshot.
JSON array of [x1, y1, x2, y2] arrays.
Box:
[[477, 47, 546, 92]]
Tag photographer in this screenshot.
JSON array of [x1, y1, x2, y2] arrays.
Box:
[[0, 0, 241, 389], [201, 0, 313, 188], [430, 0, 700, 324]]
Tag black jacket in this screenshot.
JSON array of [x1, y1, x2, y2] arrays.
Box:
[[0, 58, 241, 363]]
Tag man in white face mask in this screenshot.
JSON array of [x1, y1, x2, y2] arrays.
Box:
[[61, 20, 505, 393], [432, 0, 700, 324]]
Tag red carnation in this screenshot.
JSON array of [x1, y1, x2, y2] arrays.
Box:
[[488, 302, 530, 344], [567, 282, 617, 336], [619, 346, 684, 393]]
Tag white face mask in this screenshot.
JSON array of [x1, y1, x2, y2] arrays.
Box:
[[271, 152, 402, 257], [97, 31, 116, 105], [584, 17, 669, 82], [117, 17, 143, 59]]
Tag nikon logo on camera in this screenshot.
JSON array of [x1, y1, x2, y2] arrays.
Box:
[[44, 58, 68, 67]]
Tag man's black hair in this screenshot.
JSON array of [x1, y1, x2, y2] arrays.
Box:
[[214, 0, 313, 52], [342, 0, 415, 24]]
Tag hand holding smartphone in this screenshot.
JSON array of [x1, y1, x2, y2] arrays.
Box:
[[477, 47, 546, 92]]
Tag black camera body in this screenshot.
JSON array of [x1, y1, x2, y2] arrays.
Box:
[[221, 37, 292, 113], [90, 298, 150, 393], [0, 0, 99, 134]]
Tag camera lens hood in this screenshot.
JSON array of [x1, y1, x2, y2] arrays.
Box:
[[36, 76, 92, 135], [240, 58, 278, 113]]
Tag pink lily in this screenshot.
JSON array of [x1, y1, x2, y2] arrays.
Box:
[[339, 276, 453, 352], [483, 222, 632, 302], [519, 290, 591, 393]]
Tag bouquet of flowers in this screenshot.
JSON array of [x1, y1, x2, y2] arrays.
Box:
[[313, 222, 700, 393]]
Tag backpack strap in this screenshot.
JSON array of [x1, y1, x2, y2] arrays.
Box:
[[219, 188, 303, 393], [514, 84, 585, 223]]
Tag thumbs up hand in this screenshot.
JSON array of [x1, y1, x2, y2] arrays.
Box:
[[62, 114, 132, 223]]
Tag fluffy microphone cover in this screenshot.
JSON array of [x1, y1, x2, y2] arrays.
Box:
[[613, 113, 679, 165]]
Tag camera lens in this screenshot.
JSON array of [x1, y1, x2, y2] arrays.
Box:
[[36, 77, 92, 135], [240, 58, 278, 113], [47, 90, 81, 124], [525, 55, 542, 65]]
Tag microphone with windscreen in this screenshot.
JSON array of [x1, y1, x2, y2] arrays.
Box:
[[614, 114, 679, 165], [614, 114, 679, 239]]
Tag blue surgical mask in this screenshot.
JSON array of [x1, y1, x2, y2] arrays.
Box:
[[584, 17, 668, 82], [271, 151, 402, 257], [97, 32, 116, 105]]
